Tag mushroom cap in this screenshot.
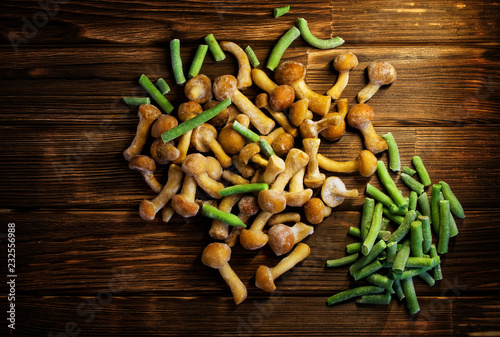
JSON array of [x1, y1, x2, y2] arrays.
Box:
[[217, 124, 246, 155], [239, 229, 269, 250], [255, 265, 276, 292], [270, 85, 295, 111], [367, 60, 397, 86], [272, 132, 295, 157], [320, 115, 346, 141], [284, 189, 314, 207], [139, 199, 156, 221], [151, 114, 178, 138], [206, 156, 223, 181], [288, 99, 310, 127], [358, 150, 378, 177], [177, 101, 203, 122], [333, 52, 359, 72], [182, 153, 208, 177], [275, 61, 306, 85], [184, 74, 213, 104], [204, 100, 229, 129], [129, 155, 156, 173], [201, 242, 231, 269], [347, 104, 375, 130], [258, 189, 287, 214], [171, 194, 200, 218], [226, 105, 240, 123], [238, 195, 260, 215], [321, 176, 358, 208], [213, 75, 238, 101], [268, 224, 294, 256], [138, 104, 163, 121], [191, 123, 217, 152], [304, 197, 326, 225], [150, 138, 180, 165]]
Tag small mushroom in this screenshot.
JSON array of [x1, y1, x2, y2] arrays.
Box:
[[182, 153, 225, 199], [347, 104, 388, 154], [139, 164, 184, 221], [272, 132, 295, 158], [304, 197, 332, 225], [327, 52, 359, 100], [221, 170, 250, 186], [283, 166, 313, 207], [206, 156, 223, 181], [203, 100, 229, 129], [300, 113, 342, 139], [255, 93, 297, 137], [213, 75, 275, 135], [258, 155, 285, 185], [238, 143, 261, 166], [255, 242, 310, 292], [268, 212, 301, 226], [320, 98, 348, 141], [123, 104, 162, 161], [317, 150, 378, 177], [150, 138, 180, 165], [184, 74, 212, 104], [191, 123, 232, 168], [232, 154, 255, 178], [151, 114, 179, 139], [173, 101, 203, 164], [171, 174, 199, 218], [259, 127, 285, 146], [321, 176, 359, 208], [209, 193, 244, 240], [239, 211, 273, 250], [217, 123, 246, 155], [128, 155, 163, 193], [225, 195, 260, 247], [357, 60, 397, 103], [201, 242, 247, 305], [288, 99, 313, 127], [274, 61, 331, 116], [303, 138, 326, 189], [220, 41, 252, 89], [268, 222, 314, 256], [251, 68, 295, 111]]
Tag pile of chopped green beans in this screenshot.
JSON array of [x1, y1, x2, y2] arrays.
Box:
[[326, 154, 464, 315]]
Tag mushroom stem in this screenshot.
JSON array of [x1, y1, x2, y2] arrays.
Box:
[[347, 104, 388, 154], [123, 104, 162, 161], [300, 114, 342, 139], [128, 155, 163, 193], [283, 166, 313, 207], [239, 211, 273, 250], [317, 150, 378, 177], [219, 263, 248, 305], [171, 174, 199, 218], [225, 196, 259, 247], [327, 52, 359, 100], [255, 93, 297, 137], [303, 138, 326, 188], [268, 213, 301, 226], [258, 155, 285, 185], [182, 153, 225, 199], [220, 41, 252, 89], [210, 194, 244, 240], [222, 170, 250, 186], [357, 60, 397, 103]]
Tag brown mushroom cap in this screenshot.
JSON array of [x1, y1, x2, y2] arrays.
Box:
[[238, 195, 260, 215], [184, 74, 213, 104], [255, 265, 275, 292], [204, 100, 229, 129], [368, 60, 397, 86], [268, 224, 294, 256], [347, 104, 374, 130], [151, 114, 178, 138], [304, 197, 326, 225], [139, 104, 163, 121], [191, 124, 218, 152], [333, 52, 359, 72], [288, 99, 310, 127], [201, 242, 231, 269], [274, 61, 306, 85], [182, 153, 208, 177], [258, 189, 287, 214], [320, 114, 345, 141], [217, 124, 246, 155], [206, 156, 223, 181], [321, 176, 358, 208], [129, 155, 156, 173], [213, 75, 238, 101], [171, 194, 199, 218], [150, 138, 180, 164], [272, 132, 295, 157], [177, 101, 203, 122], [358, 150, 378, 177], [239, 229, 269, 250], [270, 85, 295, 111]]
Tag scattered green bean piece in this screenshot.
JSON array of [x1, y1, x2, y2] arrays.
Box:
[[417, 192, 432, 223], [155, 78, 170, 95], [218, 183, 268, 197], [431, 184, 442, 235], [419, 215, 432, 254], [402, 166, 417, 176], [406, 256, 440, 268], [244, 45, 260, 67], [161, 98, 231, 143], [202, 204, 246, 228], [350, 239, 386, 275], [326, 253, 359, 268], [382, 133, 401, 171], [387, 210, 417, 243], [377, 161, 407, 207], [232, 120, 260, 142], [450, 214, 459, 237], [346, 242, 362, 254], [170, 39, 186, 85], [439, 181, 465, 219], [408, 191, 418, 211], [258, 139, 276, 157], [366, 184, 396, 210], [365, 273, 394, 291], [267, 26, 301, 71], [410, 220, 423, 257], [401, 277, 420, 315], [438, 200, 451, 254], [123, 97, 151, 106], [383, 208, 404, 226], [188, 44, 208, 79], [362, 202, 383, 255], [401, 173, 425, 195], [429, 244, 443, 280], [392, 240, 411, 274], [353, 260, 383, 281], [356, 292, 392, 305], [418, 271, 436, 287], [348, 226, 361, 238], [386, 241, 398, 263], [273, 5, 290, 18], [296, 18, 345, 50], [360, 198, 375, 241], [412, 155, 432, 187], [393, 279, 405, 301], [204, 33, 226, 62], [327, 286, 384, 306], [390, 266, 432, 280], [139, 74, 174, 114], [381, 217, 390, 230]]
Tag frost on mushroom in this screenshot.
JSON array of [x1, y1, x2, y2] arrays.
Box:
[[321, 176, 359, 208], [357, 60, 397, 104]]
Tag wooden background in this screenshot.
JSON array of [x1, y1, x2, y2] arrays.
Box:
[[1, 0, 499, 336]]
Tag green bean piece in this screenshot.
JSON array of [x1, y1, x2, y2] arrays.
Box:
[[401, 277, 420, 315], [122, 97, 151, 106], [401, 173, 425, 195], [418, 271, 436, 287], [450, 214, 459, 237], [389, 204, 408, 216], [258, 139, 276, 157], [362, 202, 383, 255], [377, 161, 407, 207], [139, 74, 174, 114], [365, 273, 394, 291], [402, 166, 417, 176], [381, 217, 390, 230], [356, 292, 392, 305], [409, 191, 418, 211], [346, 242, 362, 254], [378, 230, 391, 242], [353, 260, 383, 281], [348, 226, 361, 238], [417, 192, 432, 223], [377, 251, 387, 260], [429, 244, 443, 281], [382, 133, 401, 171], [383, 208, 404, 226], [438, 200, 451, 254], [387, 211, 417, 243], [431, 184, 442, 235], [170, 39, 186, 85], [267, 26, 301, 71], [218, 183, 268, 197], [204, 33, 226, 62], [386, 241, 398, 263], [393, 279, 405, 301], [350, 239, 386, 275], [419, 215, 432, 254], [245, 45, 260, 67], [360, 197, 375, 241], [202, 204, 246, 228], [232, 120, 260, 142], [410, 221, 423, 257], [273, 5, 290, 18], [188, 44, 208, 79], [389, 266, 432, 280], [405, 256, 440, 268], [161, 98, 231, 143], [155, 78, 170, 95], [366, 184, 397, 210], [439, 181, 465, 219], [326, 253, 359, 268], [412, 155, 432, 187], [296, 18, 345, 50], [392, 240, 411, 274], [327, 286, 384, 306]]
